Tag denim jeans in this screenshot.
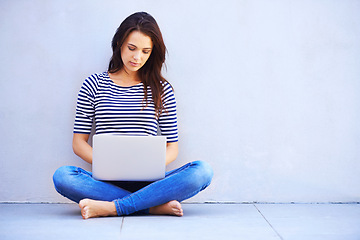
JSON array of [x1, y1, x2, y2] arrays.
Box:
[[53, 160, 213, 216]]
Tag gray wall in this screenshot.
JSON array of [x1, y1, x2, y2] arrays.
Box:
[[1, 0, 359, 203]]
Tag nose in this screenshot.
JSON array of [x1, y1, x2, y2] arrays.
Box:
[[133, 52, 141, 61]]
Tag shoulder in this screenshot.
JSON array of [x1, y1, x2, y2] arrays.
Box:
[[84, 72, 108, 84], [83, 72, 110, 88], [80, 72, 109, 97], [161, 81, 176, 103], [161, 80, 174, 94]]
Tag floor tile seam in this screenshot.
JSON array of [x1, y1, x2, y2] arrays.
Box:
[[120, 217, 125, 236], [253, 204, 284, 240]]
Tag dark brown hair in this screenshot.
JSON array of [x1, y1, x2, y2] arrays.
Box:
[[108, 12, 169, 117]]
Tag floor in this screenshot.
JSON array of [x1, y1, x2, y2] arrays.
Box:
[[0, 203, 359, 240]]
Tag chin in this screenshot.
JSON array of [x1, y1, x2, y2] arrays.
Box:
[[125, 65, 141, 72]]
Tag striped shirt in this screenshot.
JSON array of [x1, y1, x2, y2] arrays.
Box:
[[73, 72, 178, 143]]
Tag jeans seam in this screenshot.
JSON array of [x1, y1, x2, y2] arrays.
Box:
[[113, 200, 123, 216]]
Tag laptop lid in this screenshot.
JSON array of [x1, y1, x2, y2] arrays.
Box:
[[92, 134, 166, 181]]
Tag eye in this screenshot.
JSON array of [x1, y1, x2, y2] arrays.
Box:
[[143, 50, 151, 54], [128, 46, 136, 51]]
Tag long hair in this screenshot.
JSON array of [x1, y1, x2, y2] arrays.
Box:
[[108, 12, 169, 117]]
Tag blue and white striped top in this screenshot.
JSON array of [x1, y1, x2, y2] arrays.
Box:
[[73, 72, 178, 143]]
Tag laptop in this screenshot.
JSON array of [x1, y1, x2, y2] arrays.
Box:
[[92, 134, 166, 181]]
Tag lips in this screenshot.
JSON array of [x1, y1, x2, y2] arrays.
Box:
[[130, 61, 140, 67]]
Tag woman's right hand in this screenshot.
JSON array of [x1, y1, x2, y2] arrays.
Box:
[[72, 133, 93, 164]]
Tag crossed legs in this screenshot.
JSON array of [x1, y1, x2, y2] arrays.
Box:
[[53, 161, 213, 219]]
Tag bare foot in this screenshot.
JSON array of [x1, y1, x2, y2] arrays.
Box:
[[149, 200, 183, 217], [78, 199, 117, 219]]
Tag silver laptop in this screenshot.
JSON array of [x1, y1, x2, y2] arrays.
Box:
[[92, 134, 166, 181]]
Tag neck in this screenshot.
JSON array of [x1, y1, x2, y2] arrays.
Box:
[[118, 68, 139, 80], [109, 68, 141, 87]]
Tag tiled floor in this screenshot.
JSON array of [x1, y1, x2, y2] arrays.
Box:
[[0, 203, 359, 240]]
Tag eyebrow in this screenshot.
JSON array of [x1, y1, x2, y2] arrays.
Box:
[[128, 43, 152, 50]]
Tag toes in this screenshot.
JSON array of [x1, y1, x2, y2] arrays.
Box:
[[79, 199, 90, 219], [82, 206, 90, 219], [149, 200, 184, 216], [81, 208, 86, 219], [170, 201, 183, 216], [176, 208, 184, 217]]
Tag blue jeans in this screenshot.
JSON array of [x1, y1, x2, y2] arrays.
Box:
[[53, 161, 213, 216]]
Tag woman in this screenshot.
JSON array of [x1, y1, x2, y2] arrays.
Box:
[[53, 12, 213, 219]]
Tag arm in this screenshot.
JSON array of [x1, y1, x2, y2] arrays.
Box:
[[73, 133, 93, 164], [165, 142, 178, 165]]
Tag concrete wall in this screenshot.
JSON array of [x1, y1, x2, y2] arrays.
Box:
[[0, 0, 359, 203]]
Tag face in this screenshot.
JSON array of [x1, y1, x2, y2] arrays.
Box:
[[120, 30, 153, 73]]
